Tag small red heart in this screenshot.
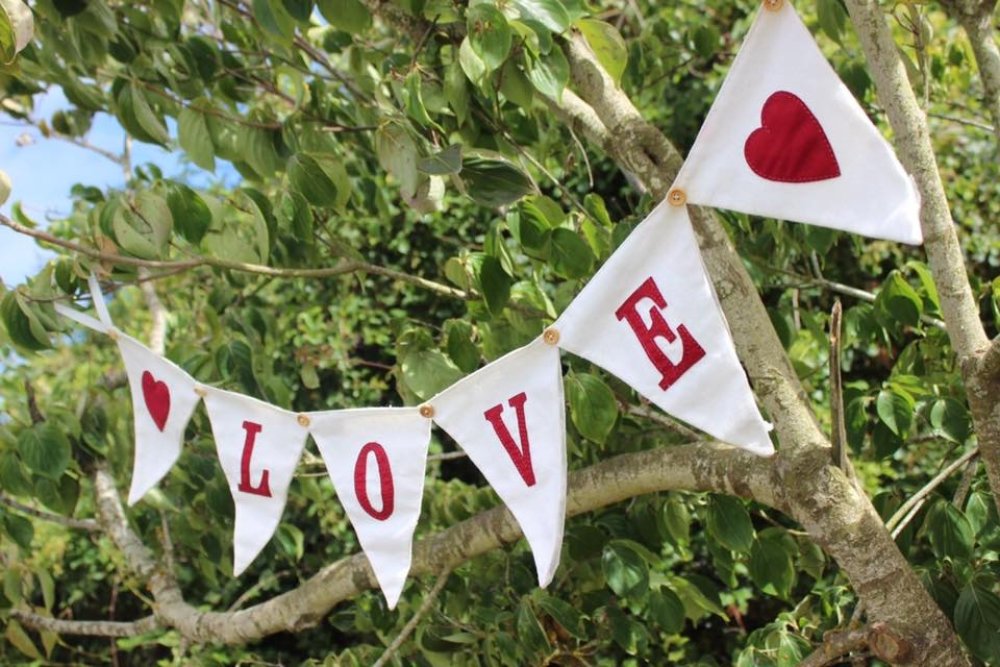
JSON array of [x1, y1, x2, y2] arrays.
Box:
[[142, 371, 171, 432], [744, 91, 841, 183]]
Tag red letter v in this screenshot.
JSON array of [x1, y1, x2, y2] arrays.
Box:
[[483, 392, 536, 487]]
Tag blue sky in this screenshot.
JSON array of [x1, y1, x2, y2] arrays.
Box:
[[0, 88, 189, 286]]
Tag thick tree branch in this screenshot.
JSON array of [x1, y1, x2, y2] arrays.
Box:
[[841, 1, 986, 362], [979, 335, 1000, 380], [940, 0, 1000, 145], [95, 442, 780, 644], [11, 610, 159, 638], [798, 626, 870, 667], [844, 0, 1000, 544]]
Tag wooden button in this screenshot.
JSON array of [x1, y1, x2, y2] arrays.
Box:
[[667, 188, 686, 207], [543, 328, 560, 345], [763, 0, 782, 11], [419, 404, 435, 419], [297, 414, 311, 428], [194, 386, 207, 398], [107, 328, 120, 341]]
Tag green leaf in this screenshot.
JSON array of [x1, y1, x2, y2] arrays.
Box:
[[252, 0, 295, 41], [662, 497, 690, 544], [536, 594, 585, 638], [0, 452, 32, 496], [875, 387, 914, 437], [444, 319, 480, 373], [2, 511, 33, 550], [281, 0, 313, 21], [5, 620, 42, 660], [649, 587, 685, 635], [475, 255, 512, 317], [164, 182, 212, 245], [2, 290, 51, 351], [376, 122, 420, 198], [459, 35, 488, 85], [0, 0, 32, 64], [606, 604, 638, 654], [817, 0, 848, 45], [467, 4, 511, 72], [417, 144, 462, 175], [124, 83, 170, 146], [929, 398, 971, 444], [317, 0, 371, 33], [923, 498, 975, 561], [954, 578, 1000, 662], [565, 372, 617, 444], [668, 575, 728, 622], [132, 190, 174, 253], [512, 0, 571, 33], [445, 57, 470, 125], [400, 349, 464, 401], [749, 532, 796, 598], [516, 598, 551, 658], [17, 422, 71, 480], [526, 43, 569, 102], [461, 151, 532, 207], [289, 152, 349, 208], [876, 270, 923, 328], [178, 107, 215, 171], [706, 494, 755, 553], [601, 541, 649, 599], [576, 19, 627, 84], [550, 228, 594, 279], [499, 59, 534, 108]]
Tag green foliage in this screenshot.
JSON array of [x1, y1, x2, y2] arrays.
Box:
[[0, 0, 996, 665]]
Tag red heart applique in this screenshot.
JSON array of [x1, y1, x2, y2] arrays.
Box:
[[141, 371, 171, 432], [744, 91, 841, 183]]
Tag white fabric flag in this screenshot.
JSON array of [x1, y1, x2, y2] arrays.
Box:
[[431, 338, 566, 587], [554, 202, 774, 456], [309, 408, 431, 609], [672, 1, 921, 244], [117, 334, 202, 506], [202, 388, 310, 575]]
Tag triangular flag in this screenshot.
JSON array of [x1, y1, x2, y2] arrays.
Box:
[[431, 337, 566, 587], [201, 388, 310, 575], [309, 408, 431, 609], [554, 202, 774, 456], [672, 1, 921, 244], [117, 334, 201, 506]]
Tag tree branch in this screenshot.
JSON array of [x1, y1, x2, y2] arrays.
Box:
[[93, 442, 781, 644], [0, 493, 100, 531], [798, 626, 870, 667], [10, 610, 159, 638], [885, 447, 980, 534], [0, 213, 471, 301], [939, 0, 1000, 145], [979, 335, 1000, 380]]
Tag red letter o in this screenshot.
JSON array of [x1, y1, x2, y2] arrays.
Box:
[[353, 442, 395, 521]]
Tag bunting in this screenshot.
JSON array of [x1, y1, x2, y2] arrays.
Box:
[[46, 0, 931, 604]]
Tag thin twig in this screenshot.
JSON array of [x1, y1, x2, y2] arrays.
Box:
[[927, 111, 995, 132], [372, 568, 452, 667], [829, 301, 849, 473], [885, 448, 980, 533], [427, 451, 468, 462], [0, 213, 471, 300], [624, 402, 701, 440], [0, 493, 100, 531], [952, 456, 981, 508]]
